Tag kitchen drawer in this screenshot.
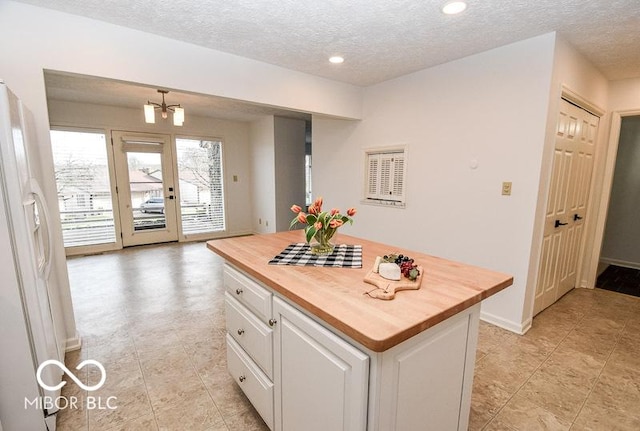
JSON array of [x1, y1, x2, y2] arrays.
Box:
[[227, 334, 274, 430], [224, 264, 272, 323], [225, 292, 273, 378]]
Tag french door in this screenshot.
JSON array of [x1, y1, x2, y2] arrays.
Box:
[[112, 131, 178, 246], [533, 99, 599, 316]]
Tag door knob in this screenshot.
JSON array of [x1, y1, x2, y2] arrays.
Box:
[[573, 214, 583, 221], [554, 220, 568, 228]]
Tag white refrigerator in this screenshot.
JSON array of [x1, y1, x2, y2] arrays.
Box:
[[0, 81, 63, 430]]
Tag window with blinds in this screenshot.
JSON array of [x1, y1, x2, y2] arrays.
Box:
[[176, 138, 226, 236], [51, 129, 117, 248], [364, 148, 406, 207]]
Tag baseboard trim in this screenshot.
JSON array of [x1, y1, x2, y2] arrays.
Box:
[[480, 311, 531, 335], [65, 331, 82, 352], [599, 257, 640, 271]]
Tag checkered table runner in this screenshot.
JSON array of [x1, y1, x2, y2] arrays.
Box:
[[268, 243, 362, 268]]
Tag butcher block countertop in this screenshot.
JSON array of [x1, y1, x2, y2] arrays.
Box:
[[207, 231, 513, 352]]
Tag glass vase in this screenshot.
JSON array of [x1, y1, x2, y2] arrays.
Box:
[[310, 234, 335, 255]]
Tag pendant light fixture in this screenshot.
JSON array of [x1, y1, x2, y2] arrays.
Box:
[[144, 89, 184, 126]]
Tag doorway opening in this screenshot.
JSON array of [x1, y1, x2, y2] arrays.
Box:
[[596, 115, 640, 297]]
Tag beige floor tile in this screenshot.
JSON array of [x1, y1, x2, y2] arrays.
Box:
[[544, 343, 606, 380], [517, 367, 590, 422], [222, 406, 270, 431], [154, 393, 225, 431], [473, 346, 542, 395], [468, 373, 512, 431], [100, 413, 158, 431], [524, 312, 575, 347], [87, 384, 153, 431], [485, 394, 571, 431], [206, 373, 253, 419], [138, 345, 196, 381], [87, 353, 141, 383], [560, 328, 619, 363], [572, 362, 640, 430], [56, 403, 88, 431], [608, 332, 640, 371], [88, 336, 137, 364], [145, 372, 212, 412]]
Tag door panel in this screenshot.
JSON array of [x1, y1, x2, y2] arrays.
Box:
[[534, 99, 599, 315], [112, 131, 178, 246]]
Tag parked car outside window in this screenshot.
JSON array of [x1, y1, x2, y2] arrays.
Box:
[[140, 197, 165, 213]]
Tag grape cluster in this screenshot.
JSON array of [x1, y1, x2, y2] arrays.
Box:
[[382, 254, 420, 281]]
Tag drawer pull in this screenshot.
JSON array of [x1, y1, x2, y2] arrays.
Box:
[[268, 318, 277, 327], [239, 375, 246, 383], [237, 328, 245, 336], [235, 288, 243, 295]]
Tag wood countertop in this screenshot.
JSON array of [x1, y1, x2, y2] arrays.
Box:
[[207, 231, 513, 352]]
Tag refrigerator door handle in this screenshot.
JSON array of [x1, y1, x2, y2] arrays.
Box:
[[26, 178, 54, 280]]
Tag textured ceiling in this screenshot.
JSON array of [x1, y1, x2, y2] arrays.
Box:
[[22, 0, 640, 122], [15, 0, 640, 86]]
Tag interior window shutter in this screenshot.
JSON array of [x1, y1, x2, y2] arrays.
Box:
[[380, 155, 393, 197], [364, 147, 406, 206], [391, 154, 405, 201], [366, 154, 380, 199]]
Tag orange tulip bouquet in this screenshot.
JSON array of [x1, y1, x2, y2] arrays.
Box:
[[290, 196, 356, 255]]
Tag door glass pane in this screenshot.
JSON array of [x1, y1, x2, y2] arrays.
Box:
[[127, 152, 166, 231], [51, 130, 116, 247], [176, 138, 226, 235]]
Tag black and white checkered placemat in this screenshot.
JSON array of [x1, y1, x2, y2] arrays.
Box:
[[268, 243, 362, 268]]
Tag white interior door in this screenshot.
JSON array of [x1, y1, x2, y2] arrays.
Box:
[[534, 99, 599, 315], [112, 131, 178, 247]]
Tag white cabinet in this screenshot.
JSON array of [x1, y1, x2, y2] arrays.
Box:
[[226, 335, 275, 429], [222, 263, 480, 431], [369, 308, 479, 431], [273, 297, 369, 431]]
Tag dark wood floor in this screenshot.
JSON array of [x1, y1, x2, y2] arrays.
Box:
[[597, 265, 640, 298]]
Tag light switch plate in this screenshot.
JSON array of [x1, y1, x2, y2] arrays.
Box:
[[502, 182, 512, 196]]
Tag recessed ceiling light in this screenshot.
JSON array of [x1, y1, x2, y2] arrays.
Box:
[[442, 1, 467, 15], [329, 56, 344, 64]]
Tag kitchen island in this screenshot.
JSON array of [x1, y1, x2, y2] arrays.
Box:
[[207, 231, 512, 431]]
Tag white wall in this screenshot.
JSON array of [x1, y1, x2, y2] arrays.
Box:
[[0, 0, 362, 347], [48, 99, 253, 237], [609, 78, 640, 111], [274, 117, 307, 232], [314, 33, 557, 333], [600, 116, 640, 268], [250, 116, 276, 233]]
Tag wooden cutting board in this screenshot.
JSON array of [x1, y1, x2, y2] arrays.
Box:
[[363, 266, 424, 300]]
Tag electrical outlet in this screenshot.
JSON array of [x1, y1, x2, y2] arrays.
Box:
[[502, 181, 512, 196], [265, 220, 269, 227], [233, 175, 238, 182], [259, 218, 262, 225]]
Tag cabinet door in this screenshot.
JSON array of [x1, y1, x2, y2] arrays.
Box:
[[273, 297, 369, 431]]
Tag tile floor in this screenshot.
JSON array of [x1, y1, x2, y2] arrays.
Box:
[[57, 242, 640, 430]]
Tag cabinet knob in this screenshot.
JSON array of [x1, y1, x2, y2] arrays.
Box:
[[237, 329, 245, 336], [239, 375, 246, 383], [235, 288, 243, 295], [268, 318, 277, 327]]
